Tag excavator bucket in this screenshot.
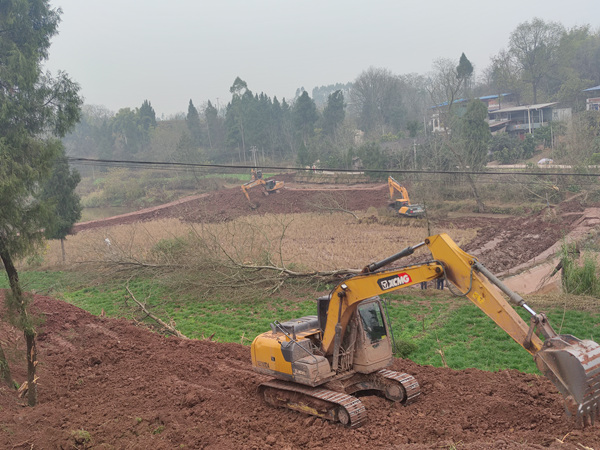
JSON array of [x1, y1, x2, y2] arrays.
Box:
[[535, 334, 600, 424]]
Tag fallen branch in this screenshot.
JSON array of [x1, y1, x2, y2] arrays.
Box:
[[125, 281, 189, 340], [311, 203, 359, 220]]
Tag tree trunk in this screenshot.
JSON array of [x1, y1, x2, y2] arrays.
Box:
[[0, 247, 22, 300], [25, 330, 37, 406], [466, 174, 486, 213], [0, 339, 14, 388], [0, 245, 37, 404], [60, 238, 66, 263]]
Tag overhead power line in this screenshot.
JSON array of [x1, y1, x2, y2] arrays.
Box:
[[66, 157, 600, 178]]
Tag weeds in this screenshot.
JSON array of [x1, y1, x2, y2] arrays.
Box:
[[560, 242, 600, 297], [392, 339, 418, 358], [70, 429, 92, 447]]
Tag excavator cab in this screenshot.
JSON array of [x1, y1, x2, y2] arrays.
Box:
[[358, 301, 387, 343], [352, 299, 392, 373]]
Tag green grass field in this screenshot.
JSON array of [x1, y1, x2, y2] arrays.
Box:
[[3, 270, 598, 375]]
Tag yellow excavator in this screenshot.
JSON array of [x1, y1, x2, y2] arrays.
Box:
[[241, 174, 284, 207], [388, 176, 425, 218], [251, 233, 600, 427]]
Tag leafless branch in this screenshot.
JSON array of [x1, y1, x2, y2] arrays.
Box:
[[125, 280, 189, 340]]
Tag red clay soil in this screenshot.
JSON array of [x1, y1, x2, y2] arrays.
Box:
[[0, 294, 599, 449], [2, 179, 599, 448], [72, 176, 390, 232]]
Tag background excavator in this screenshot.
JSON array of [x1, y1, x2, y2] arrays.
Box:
[[241, 170, 284, 207], [388, 176, 425, 218], [251, 233, 600, 427]]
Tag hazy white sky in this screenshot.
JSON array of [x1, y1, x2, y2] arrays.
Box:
[[44, 0, 600, 118]]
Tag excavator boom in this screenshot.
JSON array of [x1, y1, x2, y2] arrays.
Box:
[[324, 233, 600, 423]]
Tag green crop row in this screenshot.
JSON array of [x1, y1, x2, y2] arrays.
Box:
[[2, 271, 599, 374]]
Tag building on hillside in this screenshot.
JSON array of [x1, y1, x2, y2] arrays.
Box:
[[584, 85, 600, 111], [487, 103, 571, 137], [430, 94, 571, 138], [430, 93, 516, 132]]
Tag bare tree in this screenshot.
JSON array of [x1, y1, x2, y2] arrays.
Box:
[[350, 67, 406, 138], [426, 56, 487, 212], [509, 18, 564, 104]]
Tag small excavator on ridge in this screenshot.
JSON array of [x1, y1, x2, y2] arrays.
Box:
[[388, 176, 425, 218], [241, 169, 284, 207]]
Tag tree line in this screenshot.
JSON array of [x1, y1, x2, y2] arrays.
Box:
[[64, 18, 600, 176]]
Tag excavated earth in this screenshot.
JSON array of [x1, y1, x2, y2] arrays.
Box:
[[2, 175, 600, 449]]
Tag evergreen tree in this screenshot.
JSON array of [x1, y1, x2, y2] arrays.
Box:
[[293, 91, 319, 145], [186, 99, 203, 147], [139, 99, 157, 129], [456, 53, 474, 80], [0, 0, 82, 405], [41, 153, 82, 262], [322, 90, 345, 138], [204, 100, 218, 150]]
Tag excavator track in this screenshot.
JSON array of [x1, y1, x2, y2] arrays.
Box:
[[258, 379, 367, 428], [378, 369, 421, 405]]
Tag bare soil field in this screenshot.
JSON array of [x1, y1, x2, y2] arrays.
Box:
[[2, 175, 600, 449]]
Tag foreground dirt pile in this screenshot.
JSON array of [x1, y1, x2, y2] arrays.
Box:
[[0, 294, 599, 449]]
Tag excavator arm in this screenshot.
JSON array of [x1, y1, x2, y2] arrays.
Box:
[[321, 233, 600, 422], [241, 178, 266, 202], [388, 176, 410, 203]]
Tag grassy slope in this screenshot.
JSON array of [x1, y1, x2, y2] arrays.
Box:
[[3, 270, 598, 375]]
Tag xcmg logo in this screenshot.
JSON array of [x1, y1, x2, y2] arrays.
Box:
[[377, 273, 412, 290]]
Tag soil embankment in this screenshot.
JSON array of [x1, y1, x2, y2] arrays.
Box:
[[0, 294, 598, 449]]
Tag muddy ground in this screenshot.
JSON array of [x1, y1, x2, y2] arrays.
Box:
[[2, 175, 600, 449]]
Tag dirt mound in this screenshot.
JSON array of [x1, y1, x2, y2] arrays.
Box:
[[0, 293, 598, 449], [72, 180, 390, 233], [71, 178, 593, 277]]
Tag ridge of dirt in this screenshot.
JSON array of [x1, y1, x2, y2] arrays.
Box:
[[71, 178, 596, 275], [0, 293, 599, 449], [71, 178, 391, 233]]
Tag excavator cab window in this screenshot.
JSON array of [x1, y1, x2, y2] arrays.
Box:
[[357, 302, 387, 343]]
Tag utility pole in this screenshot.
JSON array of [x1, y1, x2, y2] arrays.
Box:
[[249, 146, 258, 168], [413, 140, 417, 170]]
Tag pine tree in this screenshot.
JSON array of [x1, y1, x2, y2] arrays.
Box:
[[186, 99, 203, 147], [41, 153, 82, 262], [0, 0, 82, 406]]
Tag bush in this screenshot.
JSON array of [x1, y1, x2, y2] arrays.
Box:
[[150, 237, 189, 262], [561, 243, 600, 297], [392, 339, 418, 358]]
